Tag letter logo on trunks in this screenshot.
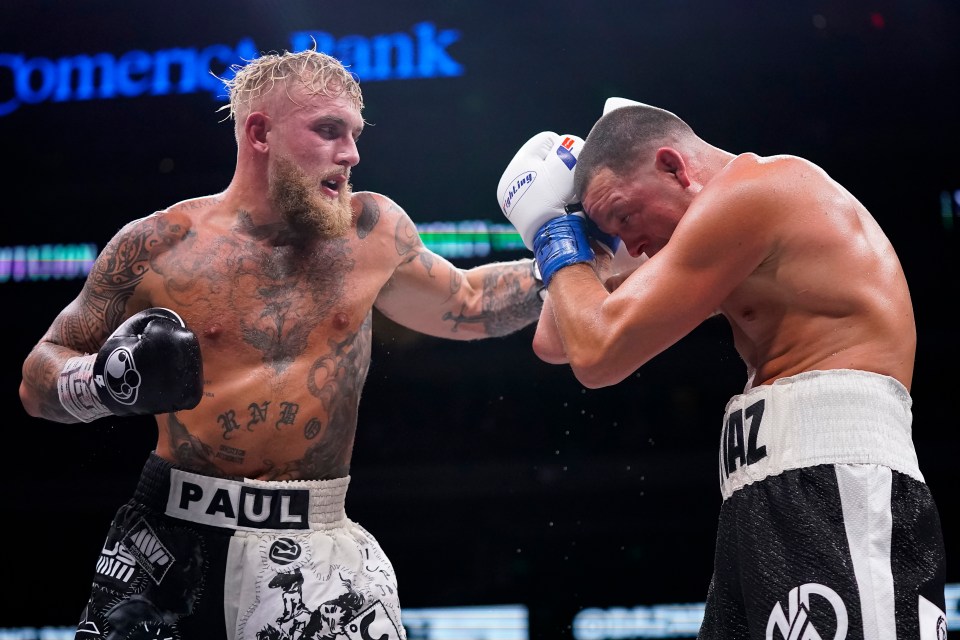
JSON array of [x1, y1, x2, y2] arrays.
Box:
[[121, 517, 174, 584], [766, 583, 848, 640], [269, 538, 303, 565], [719, 398, 767, 482], [167, 470, 310, 530]]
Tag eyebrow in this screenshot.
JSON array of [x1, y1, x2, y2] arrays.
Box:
[[315, 115, 364, 138]]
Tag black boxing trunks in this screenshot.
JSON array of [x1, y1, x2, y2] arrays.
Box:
[[74, 452, 405, 640], [699, 370, 947, 640]]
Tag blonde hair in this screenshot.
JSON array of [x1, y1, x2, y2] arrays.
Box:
[[219, 47, 364, 125]]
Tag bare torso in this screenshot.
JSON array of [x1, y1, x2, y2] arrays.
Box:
[[714, 154, 916, 391], [539, 152, 916, 393], [120, 192, 405, 480]]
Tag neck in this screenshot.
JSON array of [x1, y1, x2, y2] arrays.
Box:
[[696, 146, 737, 183]]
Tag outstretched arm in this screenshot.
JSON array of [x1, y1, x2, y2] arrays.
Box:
[[370, 193, 543, 340]]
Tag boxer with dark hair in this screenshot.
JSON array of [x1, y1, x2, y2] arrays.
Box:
[[497, 99, 948, 640]]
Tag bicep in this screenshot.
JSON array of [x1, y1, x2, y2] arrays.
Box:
[[373, 218, 479, 338], [39, 221, 157, 352], [597, 206, 773, 374], [370, 194, 541, 339]]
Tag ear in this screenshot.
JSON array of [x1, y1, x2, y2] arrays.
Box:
[[654, 147, 691, 188], [244, 112, 270, 152]]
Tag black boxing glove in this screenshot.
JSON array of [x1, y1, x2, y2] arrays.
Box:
[[58, 308, 203, 422]]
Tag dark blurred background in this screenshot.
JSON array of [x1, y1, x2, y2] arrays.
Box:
[[3, 0, 958, 637]]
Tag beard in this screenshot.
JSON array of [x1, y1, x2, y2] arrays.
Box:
[[267, 155, 353, 241]]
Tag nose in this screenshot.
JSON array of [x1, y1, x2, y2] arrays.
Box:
[[337, 138, 360, 167]]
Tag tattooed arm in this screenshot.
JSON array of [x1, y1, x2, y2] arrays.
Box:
[[366, 192, 543, 340], [19, 213, 183, 421]]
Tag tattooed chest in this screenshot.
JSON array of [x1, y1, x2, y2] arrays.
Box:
[[153, 237, 357, 369]]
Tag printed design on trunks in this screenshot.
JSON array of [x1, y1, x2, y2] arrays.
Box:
[[719, 398, 767, 483], [765, 583, 849, 640], [89, 520, 207, 640], [95, 518, 178, 586], [121, 518, 174, 584], [270, 538, 304, 565], [76, 606, 101, 636], [919, 595, 949, 640], [166, 469, 310, 529], [254, 566, 401, 640], [96, 534, 139, 585]]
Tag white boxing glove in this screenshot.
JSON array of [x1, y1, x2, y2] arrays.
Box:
[[603, 96, 644, 115], [497, 131, 585, 251]]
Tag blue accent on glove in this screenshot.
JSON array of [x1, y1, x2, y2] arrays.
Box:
[[585, 216, 621, 256], [532, 215, 594, 287]]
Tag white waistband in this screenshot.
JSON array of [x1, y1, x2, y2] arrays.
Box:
[[164, 468, 350, 531], [718, 369, 922, 500]]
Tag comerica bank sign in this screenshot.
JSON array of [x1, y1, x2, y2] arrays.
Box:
[[0, 22, 462, 117]]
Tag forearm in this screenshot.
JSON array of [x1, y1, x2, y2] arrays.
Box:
[[462, 258, 543, 337], [20, 342, 86, 422], [546, 264, 623, 387], [23, 308, 204, 423], [532, 295, 568, 364]]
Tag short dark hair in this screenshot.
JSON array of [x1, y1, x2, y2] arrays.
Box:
[[574, 104, 694, 199]]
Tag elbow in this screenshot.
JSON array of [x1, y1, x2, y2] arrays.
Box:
[[572, 371, 609, 390], [564, 326, 639, 388], [532, 330, 567, 365], [19, 381, 43, 418], [569, 365, 619, 390], [566, 349, 624, 389]]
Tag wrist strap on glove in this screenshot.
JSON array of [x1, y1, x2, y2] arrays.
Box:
[[533, 215, 594, 287], [58, 354, 112, 423]]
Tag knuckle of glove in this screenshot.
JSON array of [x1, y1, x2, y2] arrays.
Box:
[[114, 307, 184, 335], [499, 135, 585, 251], [94, 311, 203, 415]]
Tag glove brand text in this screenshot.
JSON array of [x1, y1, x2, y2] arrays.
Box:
[[502, 172, 535, 214]]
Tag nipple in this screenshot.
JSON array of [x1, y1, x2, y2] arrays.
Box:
[[204, 323, 223, 338], [333, 312, 350, 330]]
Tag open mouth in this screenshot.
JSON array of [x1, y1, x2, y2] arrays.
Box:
[[320, 176, 343, 198]]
